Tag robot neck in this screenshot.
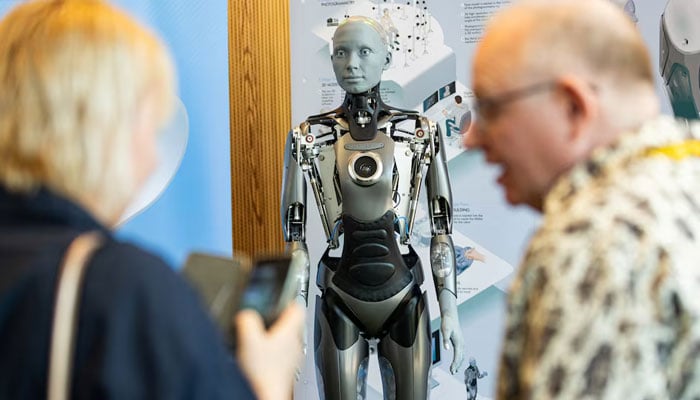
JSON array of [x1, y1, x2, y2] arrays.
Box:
[[342, 84, 386, 141]]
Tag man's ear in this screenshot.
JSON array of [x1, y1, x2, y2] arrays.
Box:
[[557, 76, 597, 141], [383, 51, 392, 70]]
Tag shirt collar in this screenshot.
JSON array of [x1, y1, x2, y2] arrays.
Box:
[[544, 115, 695, 213]]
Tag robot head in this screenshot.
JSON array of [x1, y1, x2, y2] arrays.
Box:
[[469, 357, 476, 367], [331, 16, 392, 94], [660, 0, 700, 119]]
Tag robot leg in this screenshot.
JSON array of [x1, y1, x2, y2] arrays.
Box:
[[314, 291, 369, 400], [376, 286, 431, 400]]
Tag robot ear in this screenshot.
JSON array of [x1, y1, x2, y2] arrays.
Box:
[[383, 51, 392, 70]]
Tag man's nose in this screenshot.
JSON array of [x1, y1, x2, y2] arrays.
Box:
[[463, 122, 482, 149]]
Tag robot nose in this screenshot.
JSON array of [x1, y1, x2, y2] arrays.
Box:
[[346, 53, 360, 69]]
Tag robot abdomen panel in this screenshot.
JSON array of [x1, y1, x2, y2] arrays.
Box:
[[332, 211, 413, 302], [346, 243, 393, 285], [348, 262, 395, 286], [353, 242, 389, 257]]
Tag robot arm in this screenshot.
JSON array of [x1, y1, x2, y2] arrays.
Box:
[[281, 128, 310, 306], [425, 120, 456, 296], [424, 119, 464, 374]]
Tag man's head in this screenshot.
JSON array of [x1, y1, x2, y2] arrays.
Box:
[[331, 16, 392, 94], [0, 0, 175, 226], [464, 0, 658, 211]]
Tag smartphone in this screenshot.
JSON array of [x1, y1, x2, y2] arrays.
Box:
[[238, 254, 297, 328], [181, 252, 251, 340]]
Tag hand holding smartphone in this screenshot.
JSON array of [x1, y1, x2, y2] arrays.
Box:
[[238, 254, 298, 328], [181, 251, 299, 347], [181, 252, 251, 337]]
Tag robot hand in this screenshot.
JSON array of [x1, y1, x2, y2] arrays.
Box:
[[438, 290, 465, 374]]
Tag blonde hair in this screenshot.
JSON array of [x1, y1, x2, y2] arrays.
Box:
[[0, 0, 175, 222]]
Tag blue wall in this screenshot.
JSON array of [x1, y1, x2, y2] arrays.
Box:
[[111, 1, 232, 268]]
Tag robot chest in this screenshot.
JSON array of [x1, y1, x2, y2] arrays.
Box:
[[334, 134, 395, 211]]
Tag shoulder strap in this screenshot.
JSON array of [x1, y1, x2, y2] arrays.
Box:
[[48, 232, 103, 400]]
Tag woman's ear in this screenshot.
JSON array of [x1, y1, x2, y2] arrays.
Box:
[[383, 51, 392, 70]]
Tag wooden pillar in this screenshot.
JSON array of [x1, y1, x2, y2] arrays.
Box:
[[228, 1, 290, 255]]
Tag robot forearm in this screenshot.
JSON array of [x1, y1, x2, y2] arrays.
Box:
[[430, 234, 457, 298], [286, 240, 310, 307], [432, 234, 465, 374]]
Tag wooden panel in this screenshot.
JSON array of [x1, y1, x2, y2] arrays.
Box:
[[228, 1, 290, 255]]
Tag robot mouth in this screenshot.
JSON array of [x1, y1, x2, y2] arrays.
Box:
[[344, 76, 364, 82]]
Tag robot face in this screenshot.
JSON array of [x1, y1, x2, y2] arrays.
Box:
[[661, 0, 700, 119], [331, 21, 391, 94]]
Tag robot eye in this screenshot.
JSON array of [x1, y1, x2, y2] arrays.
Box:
[[348, 152, 383, 186], [360, 48, 372, 56]]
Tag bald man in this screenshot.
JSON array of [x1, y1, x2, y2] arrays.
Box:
[[464, 0, 700, 398]]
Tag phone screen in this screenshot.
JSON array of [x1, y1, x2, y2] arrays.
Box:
[[239, 256, 291, 327]]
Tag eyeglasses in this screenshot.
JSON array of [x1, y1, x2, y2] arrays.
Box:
[[473, 81, 558, 131]]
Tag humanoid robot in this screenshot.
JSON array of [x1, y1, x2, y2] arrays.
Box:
[[660, 0, 700, 120], [281, 16, 464, 400]]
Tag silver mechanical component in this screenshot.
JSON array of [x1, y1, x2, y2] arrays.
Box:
[[287, 241, 310, 305], [431, 234, 457, 297], [348, 151, 383, 186], [660, 0, 700, 120], [431, 241, 454, 278]]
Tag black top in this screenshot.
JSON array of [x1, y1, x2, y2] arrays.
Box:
[[0, 186, 255, 399]]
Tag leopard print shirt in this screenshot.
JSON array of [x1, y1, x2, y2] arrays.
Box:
[[497, 116, 700, 399]]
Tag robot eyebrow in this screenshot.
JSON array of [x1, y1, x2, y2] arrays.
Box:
[[333, 44, 349, 54]]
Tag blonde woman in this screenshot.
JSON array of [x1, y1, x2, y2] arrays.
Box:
[[0, 1, 303, 399]]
